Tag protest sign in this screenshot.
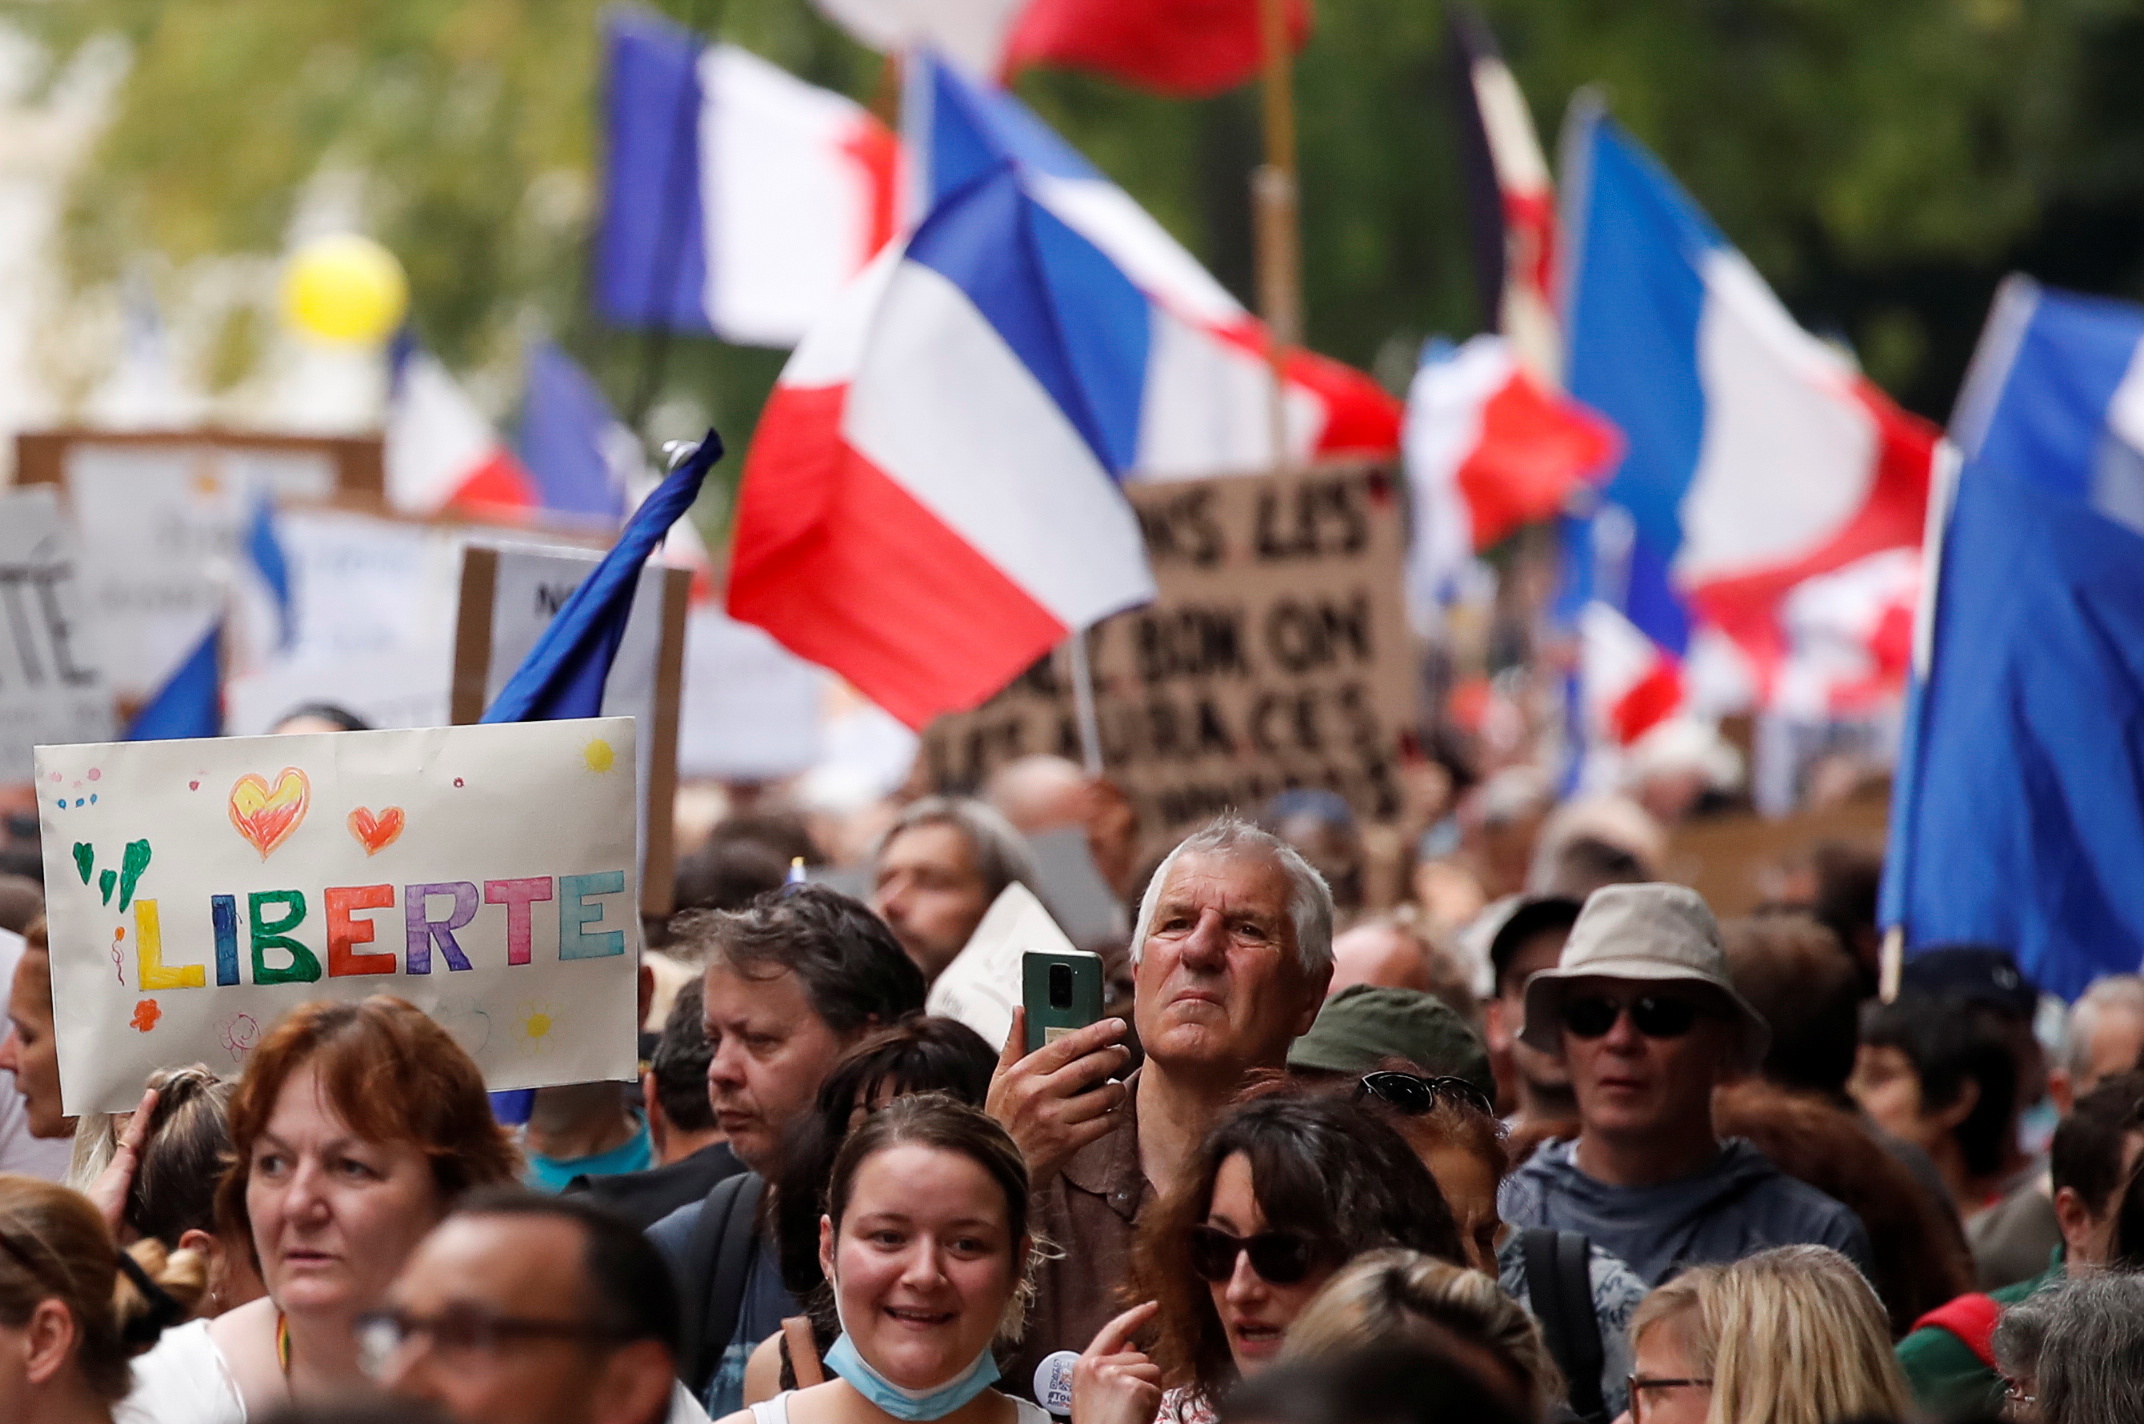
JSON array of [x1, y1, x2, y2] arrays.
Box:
[[922, 463, 1417, 851], [16, 432, 379, 702], [0, 490, 114, 784], [451, 545, 689, 915], [679, 607, 829, 781], [34, 718, 641, 1115]]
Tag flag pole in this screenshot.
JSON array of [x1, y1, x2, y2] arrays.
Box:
[[1066, 630, 1104, 776], [1252, 0, 1301, 472]]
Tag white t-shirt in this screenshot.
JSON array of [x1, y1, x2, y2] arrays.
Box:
[[747, 1390, 1049, 1424], [117, 1317, 718, 1424]]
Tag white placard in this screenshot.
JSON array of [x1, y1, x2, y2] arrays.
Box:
[[63, 443, 335, 700], [678, 607, 827, 780], [0, 490, 114, 783], [35, 719, 641, 1114]]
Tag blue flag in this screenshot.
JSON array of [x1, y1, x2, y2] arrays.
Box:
[[481, 429, 722, 724], [126, 624, 223, 741], [1883, 276, 2144, 998], [517, 341, 629, 520]]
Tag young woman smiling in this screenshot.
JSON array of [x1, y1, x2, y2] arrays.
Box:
[[118, 997, 520, 1423], [1074, 1094, 1465, 1424], [719, 1093, 1047, 1424]]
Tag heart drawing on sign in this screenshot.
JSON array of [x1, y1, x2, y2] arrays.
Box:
[[228, 769, 311, 860], [347, 806, 405, 856]]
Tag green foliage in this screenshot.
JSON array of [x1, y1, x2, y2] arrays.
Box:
[[8, 0, 2144, 488]]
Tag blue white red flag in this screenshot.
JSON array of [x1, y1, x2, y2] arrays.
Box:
[[517, 339, 631, 521], [905, 52, 1399, 477], [384, 334, 537, 515], [596, 9, 899, 348], [1883, 278, 2144, 998], [725, 117, 1162, 729], [1559, 102, 1936, 716]]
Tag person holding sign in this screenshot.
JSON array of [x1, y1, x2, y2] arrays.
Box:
[[120, 997, 520, 1423], [715, 1094, 1049, 1424]]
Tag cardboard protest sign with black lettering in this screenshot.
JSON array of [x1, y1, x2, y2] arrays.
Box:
[[0, 490, 114, 782], [36, 719, 641, 1114], [924, 464, 1415, 851], [451, 545, 689, 915]]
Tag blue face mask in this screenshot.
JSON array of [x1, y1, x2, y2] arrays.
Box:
[[821, 1332, 1001, 1420]]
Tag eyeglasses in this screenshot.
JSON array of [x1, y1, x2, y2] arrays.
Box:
[[1355, 1071, 1496, 1120], [354, 1306, 634, 1380], [1186, 1224, 1325, 1286], [1559, 993, 1702, 1040], [1628, 1375, 1713, 1423]]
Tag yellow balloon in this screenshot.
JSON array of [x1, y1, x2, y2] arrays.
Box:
[[282, 233, 409, 344]]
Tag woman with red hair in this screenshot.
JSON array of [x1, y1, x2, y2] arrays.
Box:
[[118, 996, 519, 1422]]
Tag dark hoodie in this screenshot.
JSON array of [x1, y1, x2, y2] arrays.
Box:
[[1499, 1137, 1874, 1286]]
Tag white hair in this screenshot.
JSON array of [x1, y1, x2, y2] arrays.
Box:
[[1129, 818, 1333, 978], [2066, 975, 2144, 1083]]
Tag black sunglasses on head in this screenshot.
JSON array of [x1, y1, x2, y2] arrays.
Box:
[[1355, 1070, 1496, 1119], [1557, 992, 1703, 1040], [1186, 1224, 1324, 1285]]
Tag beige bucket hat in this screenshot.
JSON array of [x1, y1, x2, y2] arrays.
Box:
[[1518, 882, 1770, 1068]]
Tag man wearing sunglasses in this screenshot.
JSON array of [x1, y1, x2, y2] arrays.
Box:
[[1499, 883, 1872, 1286], [374, 1189, 706, 1424]]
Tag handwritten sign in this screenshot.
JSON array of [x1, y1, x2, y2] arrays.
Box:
[[923, 464, 1415, 853], [35, 718, 641, 1114], [0, 490, 114, 784]]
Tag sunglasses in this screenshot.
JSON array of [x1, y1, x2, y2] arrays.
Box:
[[1355, 1071, 1496, 1119], [1558, 993, 1702, 1040], [1186, 1224, 1324, 1286]]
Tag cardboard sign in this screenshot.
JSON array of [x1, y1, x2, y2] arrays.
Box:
[[0, 490, 114, 784], [34, 719, 641, 1114], [923, 464, 1416, 853], [450, 546, 689, 916], [18, 433, 368, 701]]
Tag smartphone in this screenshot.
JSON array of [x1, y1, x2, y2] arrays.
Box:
[[1023, 949, 1105, 1055]]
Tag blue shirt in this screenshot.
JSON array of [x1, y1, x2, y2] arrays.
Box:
[[527, 1120, 653, 1193]]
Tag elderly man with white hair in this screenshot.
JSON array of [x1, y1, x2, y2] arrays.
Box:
[[987, 817, 1335, 1406]]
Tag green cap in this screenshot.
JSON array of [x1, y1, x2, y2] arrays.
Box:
[[1287, 985, 1496, 1103]]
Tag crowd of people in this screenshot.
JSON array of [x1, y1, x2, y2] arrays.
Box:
[[0, 744, 2142, 1424]]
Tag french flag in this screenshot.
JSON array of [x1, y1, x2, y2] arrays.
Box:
[[1559, 101, 1937, 705], [383, 337, 537, 515], [811, 0, 1311, 99], [724, 145, 1158, 729], [596, 8, 900, 348], [1580, 601, 1684, 748], [906, 52, 1399, 476]]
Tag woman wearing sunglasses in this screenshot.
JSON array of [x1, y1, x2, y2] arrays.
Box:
[[1619, 1245, 1906, 1424], [1074, 1093, 1463, 1424]]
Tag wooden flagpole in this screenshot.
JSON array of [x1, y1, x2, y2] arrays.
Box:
[[1253, 0, 1301, 472]]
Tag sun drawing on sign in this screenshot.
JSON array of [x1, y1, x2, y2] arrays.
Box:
[[515, 1002, 561, 1054]]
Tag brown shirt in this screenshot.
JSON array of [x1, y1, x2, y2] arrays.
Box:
[[1004, 1070, 1150, 1407]]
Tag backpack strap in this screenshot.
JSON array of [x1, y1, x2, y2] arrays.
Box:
[[682, 1171, 767, 1399], [1912, 1293, 2004, 1370], [1522, 1227, 1607, 1424]]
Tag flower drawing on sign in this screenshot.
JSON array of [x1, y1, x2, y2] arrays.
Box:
[[217, 1013, 260, 1063], [515, 1001, 560, 1054], [129, 1000, 161, 1033], [228, 769, 310, 859]]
